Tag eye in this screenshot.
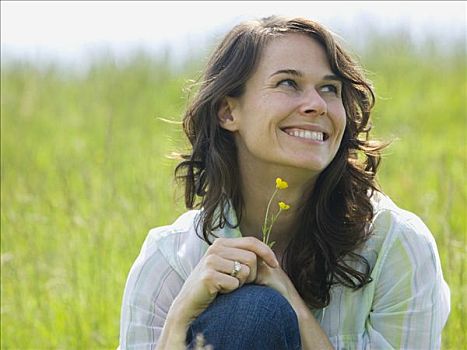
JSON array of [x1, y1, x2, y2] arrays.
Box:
[[320, 84, 340, 94], [277, 79, 298, 89]]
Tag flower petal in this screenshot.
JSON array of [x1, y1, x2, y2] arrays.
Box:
[[275, 177, 289, 190]]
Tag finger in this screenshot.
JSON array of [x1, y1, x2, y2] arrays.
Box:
[[216, 247, 258, 282], [203, 270, 240, 294], [215, 237, 279, 268], [237, 263, 251, 287], [204, 254, 250, 285]]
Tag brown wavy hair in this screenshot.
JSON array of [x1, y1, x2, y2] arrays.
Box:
[[175, 16, 386, 308]]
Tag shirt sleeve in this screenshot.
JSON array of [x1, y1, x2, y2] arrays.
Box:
[[119, 235, 185, 350], [366, 213, 451, 349]]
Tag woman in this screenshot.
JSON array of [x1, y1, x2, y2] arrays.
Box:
[[119, 16, 450, 349]]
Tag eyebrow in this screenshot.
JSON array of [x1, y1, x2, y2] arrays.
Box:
[[322, 74, 341, 82], [269, 69, 303, 78], [269, 69, 341, 82]]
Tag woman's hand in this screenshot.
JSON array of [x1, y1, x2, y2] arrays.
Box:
[[255, 259, 296, 305], [167, 236, 279, 325]]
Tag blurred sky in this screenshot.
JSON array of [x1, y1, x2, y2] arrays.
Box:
[[1, 1, 465, 68]]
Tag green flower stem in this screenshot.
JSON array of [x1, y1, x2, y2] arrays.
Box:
[[265, 208, 283, 247], [262, 187, 288, 248], [262, 188, 278, 244]]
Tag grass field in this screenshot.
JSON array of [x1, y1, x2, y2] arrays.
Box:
[[1, 33, 465, 349]]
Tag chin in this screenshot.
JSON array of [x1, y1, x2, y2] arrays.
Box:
[[285, 159, 330, 174]]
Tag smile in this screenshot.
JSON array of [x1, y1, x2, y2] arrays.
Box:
[[282, 128, 328, 142]]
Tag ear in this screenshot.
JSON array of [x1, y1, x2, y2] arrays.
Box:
[[218, 97, 240, 132]]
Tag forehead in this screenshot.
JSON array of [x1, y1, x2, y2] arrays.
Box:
[[254, 33, 332, 78]]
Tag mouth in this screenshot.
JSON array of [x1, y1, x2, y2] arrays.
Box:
[[281, 127, 329, 142]]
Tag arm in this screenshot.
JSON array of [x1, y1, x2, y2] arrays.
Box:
[[287, 281, 334, 350], [156, 308, 189, 350], [119, 249, 185, 349], [366, 216, 450, 349], [121, 235, 279, 349]]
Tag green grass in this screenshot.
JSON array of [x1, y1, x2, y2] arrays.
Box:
[[1, 35, 465, 349]]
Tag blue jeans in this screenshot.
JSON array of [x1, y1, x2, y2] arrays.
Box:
[[186, 285, 302, 349]]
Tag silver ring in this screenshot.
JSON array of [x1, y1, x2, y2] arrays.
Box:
[[230, 260, 241, 277]]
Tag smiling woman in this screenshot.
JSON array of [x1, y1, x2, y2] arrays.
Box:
[[118, 16, 450, 350], [218, 34, 346, 176]]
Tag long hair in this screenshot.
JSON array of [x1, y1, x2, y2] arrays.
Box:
[[175, 16, 386, 308]]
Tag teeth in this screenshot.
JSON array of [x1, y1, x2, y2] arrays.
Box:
[[287, 129, 324, 141]]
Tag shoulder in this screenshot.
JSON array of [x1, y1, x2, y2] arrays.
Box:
[[144, 210, 201, 250], [365, 191, 445, 280], [369, 191, 437, 250], [138, 210, 209, 280], [353, 192, 440, 274]]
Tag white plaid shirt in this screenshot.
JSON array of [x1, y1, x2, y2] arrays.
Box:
[[119, 192, 450, 349]]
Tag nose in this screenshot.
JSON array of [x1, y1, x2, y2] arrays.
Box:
[[299, 89, 327, 116]]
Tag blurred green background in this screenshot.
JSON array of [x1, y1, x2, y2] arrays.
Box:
[[1, 26, 466, 350]]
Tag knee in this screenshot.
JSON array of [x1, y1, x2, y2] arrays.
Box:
[[187, 284, 300, 346], [225, 284, 297, 323]]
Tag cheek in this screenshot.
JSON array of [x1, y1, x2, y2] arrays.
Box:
[[338, 113, 347, 137], [267, 92, 298, 111], [330, 104, 347, 137]]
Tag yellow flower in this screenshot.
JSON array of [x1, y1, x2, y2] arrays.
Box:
[[263, 177, 290, 248], [275, 177, 289, 190]]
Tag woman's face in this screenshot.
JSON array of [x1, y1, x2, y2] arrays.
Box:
[[221, 33, 346, 180]]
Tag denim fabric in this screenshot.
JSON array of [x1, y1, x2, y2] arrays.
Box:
[[186, 284, 302, 350]]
